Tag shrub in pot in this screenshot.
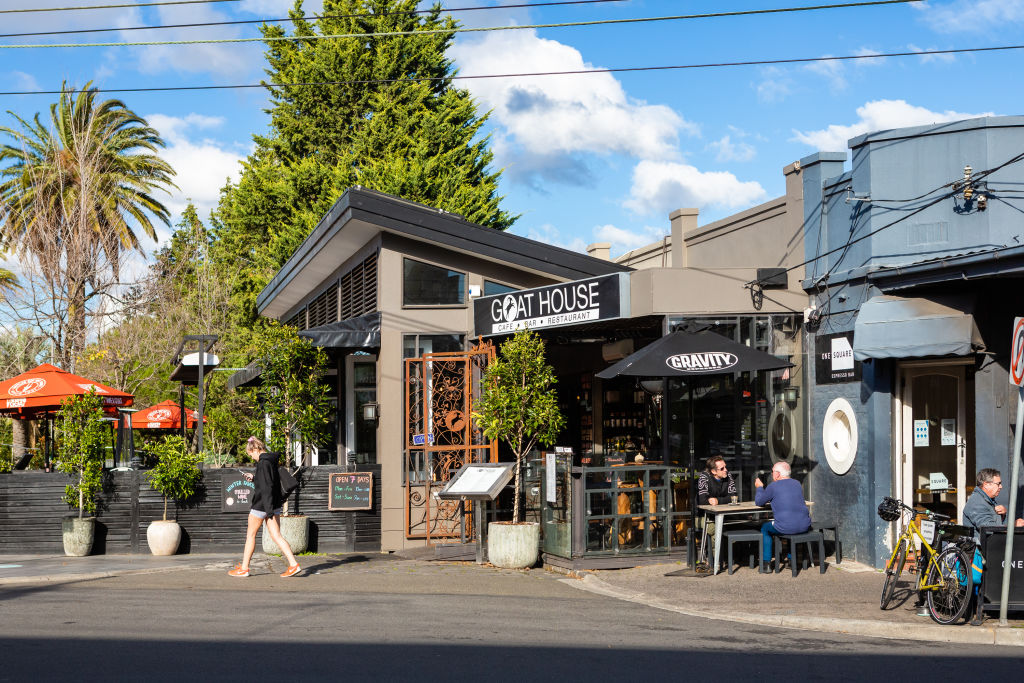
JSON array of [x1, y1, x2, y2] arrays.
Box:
[[146, 436, 203, 555], [474, 328, 564, 568], [56, 390, 106, 557]]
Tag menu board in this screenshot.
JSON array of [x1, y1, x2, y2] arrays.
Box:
[[328, 472, 373, 511], [221, 470, 255, 512]]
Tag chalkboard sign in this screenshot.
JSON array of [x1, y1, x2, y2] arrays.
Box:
[[221, 469, 255, 512], [328, 472, 373, 511]]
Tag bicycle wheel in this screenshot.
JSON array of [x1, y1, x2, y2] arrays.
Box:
[[926, 546, 971, 625], [880, 538, 908, 610]]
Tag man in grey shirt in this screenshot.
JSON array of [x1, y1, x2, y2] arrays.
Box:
[[962, 468, 1024, 533]]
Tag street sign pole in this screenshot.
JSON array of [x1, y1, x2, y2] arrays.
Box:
[[1001, 317, 1024, 624]]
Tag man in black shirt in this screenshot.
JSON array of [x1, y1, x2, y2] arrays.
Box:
[[697, 455, 737, 560]]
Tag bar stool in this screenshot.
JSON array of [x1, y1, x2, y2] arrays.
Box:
[[725, 529, 764, 574], [815, 521, 842, 564], [773, 530, 826, 577]]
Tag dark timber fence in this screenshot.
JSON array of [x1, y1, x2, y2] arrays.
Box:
[[0, 465, 381, 555]]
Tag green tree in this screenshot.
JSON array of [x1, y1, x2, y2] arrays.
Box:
[[248, 321, 331, 466], [212, 0, 515, 328], [147, 436, 203, 521], [56, 390, 107, 517], [473, 328, 565, 523], [0, 82, 176, 369]]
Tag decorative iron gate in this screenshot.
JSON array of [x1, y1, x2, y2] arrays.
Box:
[[404, 339, 496, 542]]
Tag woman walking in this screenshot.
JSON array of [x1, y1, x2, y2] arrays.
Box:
[[229, 437, 302, 578]]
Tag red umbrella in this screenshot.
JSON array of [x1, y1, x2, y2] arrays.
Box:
[[0, 363, 133, 418], [131, 399, 205, 430]]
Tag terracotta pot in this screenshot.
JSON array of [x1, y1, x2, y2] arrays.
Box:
[[146, 520, 182, 556], [62, 516, 95, 557], [262, 514, 308, 555], [487, 521, 540, 569]]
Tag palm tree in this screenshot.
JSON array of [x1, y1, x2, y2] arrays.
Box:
[[0, 82, 176, 369]]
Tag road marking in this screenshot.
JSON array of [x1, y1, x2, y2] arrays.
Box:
[[0, 564, 23, 569]]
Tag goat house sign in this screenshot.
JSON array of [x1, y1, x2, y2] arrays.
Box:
[[473, 273, 630, 336]]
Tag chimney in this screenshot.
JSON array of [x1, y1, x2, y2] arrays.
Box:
[[586, 242, 611, 261], [669, 208, 698, 268]]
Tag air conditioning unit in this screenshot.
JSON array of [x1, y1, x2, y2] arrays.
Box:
[[601, 339, 634, 362]]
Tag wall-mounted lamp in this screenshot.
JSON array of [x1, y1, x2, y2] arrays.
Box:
[[639, 379, 665, 396], [845, 188, 872, 204], [362, 401, 379, 423], [784, 386, 800, 404]]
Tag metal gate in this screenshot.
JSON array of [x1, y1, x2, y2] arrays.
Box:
[[404, 339, 496, 542]]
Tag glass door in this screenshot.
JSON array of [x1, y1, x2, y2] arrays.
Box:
[[345, 354, 378, 465]]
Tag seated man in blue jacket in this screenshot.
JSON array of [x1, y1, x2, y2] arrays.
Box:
[[963, 468, 1024, 535], [755, 461, 812, 569]]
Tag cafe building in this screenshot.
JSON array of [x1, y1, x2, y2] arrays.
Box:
[[244, 163, 809, 562], [798, 116, 1024, 568]]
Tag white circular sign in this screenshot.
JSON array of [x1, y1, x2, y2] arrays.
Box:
[[8, 378, 46, 396], [822, 397, 857, 475], [148, 408, 173, 421]]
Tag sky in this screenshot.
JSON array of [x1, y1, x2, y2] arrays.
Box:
[[0, 0, 1021, 265]]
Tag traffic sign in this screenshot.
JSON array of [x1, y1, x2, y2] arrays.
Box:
[[1011, 317, 1024, 386]]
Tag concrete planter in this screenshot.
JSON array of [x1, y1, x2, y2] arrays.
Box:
[[262, 514, 308, 555], [487, 521, 540, 569], [146, 520, 182, 556], [62, 516, 95, 557]]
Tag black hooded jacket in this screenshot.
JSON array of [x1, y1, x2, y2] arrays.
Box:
[[251, 452, 284, 514]]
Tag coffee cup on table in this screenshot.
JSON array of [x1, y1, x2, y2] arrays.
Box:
[[730, 495, 738, 505]]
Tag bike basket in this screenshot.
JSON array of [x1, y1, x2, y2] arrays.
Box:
[[877, 497, 901, 522]]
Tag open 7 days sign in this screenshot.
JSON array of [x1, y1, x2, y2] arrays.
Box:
[[472, 273, 630, 336]]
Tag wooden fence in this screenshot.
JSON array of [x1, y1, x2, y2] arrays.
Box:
[[0, 465, 381, 555]]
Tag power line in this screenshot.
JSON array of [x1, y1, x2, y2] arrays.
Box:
[[0, 0, 239, 14], [0, 0, 924, 49], [0, 0, 627, 39], [0, 43, 1016, 96]]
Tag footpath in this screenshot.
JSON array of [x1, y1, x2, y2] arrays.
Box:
[[1, 551, 1022, 647]]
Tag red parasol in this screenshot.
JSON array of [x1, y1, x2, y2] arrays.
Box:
[[130, 399, 205, 430], [0, 363, 133, 418]]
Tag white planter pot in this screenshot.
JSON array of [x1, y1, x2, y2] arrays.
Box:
[[487, 521, 540, 569], [262, 514, 308, 555], [146, 520, 182, 556], [62, 516, 95, 557]]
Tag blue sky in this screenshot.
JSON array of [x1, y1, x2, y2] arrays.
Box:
[[0, 0, 1020, 263]]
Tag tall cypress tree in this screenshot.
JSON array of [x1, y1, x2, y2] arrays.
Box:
[[213, 0, 515, 327]]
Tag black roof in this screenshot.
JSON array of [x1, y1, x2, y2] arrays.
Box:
[[257, 187, 631, 317]]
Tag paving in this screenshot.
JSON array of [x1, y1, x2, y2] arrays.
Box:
[[1, 550, 1022, 647]]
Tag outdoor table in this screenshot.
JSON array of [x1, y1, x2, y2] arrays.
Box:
[[699, 501, 813, 575]]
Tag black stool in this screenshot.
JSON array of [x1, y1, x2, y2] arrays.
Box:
[[773, 530, 825, 577], [815, 522, 842, 564], [725, 529, 764, 574]]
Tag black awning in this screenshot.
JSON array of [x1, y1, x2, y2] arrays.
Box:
[[226, 361, 263, 392], [853, 295, 985, 361], [596, 330, 792, 379], [299, 311, 381, 349]]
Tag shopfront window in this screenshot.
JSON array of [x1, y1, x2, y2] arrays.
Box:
[[666, 315, 804, 502], [403, 258, 465, 306], [483, 280, 518, 296]]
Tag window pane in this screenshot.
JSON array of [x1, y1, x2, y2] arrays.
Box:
[[484, 280, 518, 296], [403, 258, 465, 305]]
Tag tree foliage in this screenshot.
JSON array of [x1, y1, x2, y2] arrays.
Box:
[[473, 328, 564, 523], [147, 435, 203, 521], [56, 390, 107, 517]]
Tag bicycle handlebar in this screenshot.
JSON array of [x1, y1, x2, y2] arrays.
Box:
[[894, 498, 949, 521]]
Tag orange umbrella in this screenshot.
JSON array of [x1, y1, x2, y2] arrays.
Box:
[[131, 399, 205, 430], [0, 363, 133, 418]]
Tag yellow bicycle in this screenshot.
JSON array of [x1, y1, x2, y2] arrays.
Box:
[[878, 496, 974, 625]]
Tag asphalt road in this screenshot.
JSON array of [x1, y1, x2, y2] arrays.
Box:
[[1, 554, 1021, 681]]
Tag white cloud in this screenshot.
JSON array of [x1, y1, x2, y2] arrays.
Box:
[[908, 43, 957, 64], [707, 135, 755, 163], [593, 224, 664, 255], [917, 0, 1024, 33], [145, 113, 246, 228], [9, 71, 39, 92], [239, 0, 323, 13], [451, 30, 692, 161], [517, 223, 588, 253], [805, 58, 847, 91], [623, 160, 766, 217], [754, 67, 792, 103], [791, 99, 993, 150]]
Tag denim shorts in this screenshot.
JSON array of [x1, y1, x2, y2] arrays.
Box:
[[249, 508, 282, 520]]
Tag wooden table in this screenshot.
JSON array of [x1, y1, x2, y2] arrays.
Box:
[[698, 501, 813, 575]]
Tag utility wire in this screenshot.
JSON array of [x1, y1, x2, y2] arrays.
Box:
[[0, 0, 924, 48], [0, 43, 1015, 96], [0, 0, 626, 38], [0, 0, 238, 14]]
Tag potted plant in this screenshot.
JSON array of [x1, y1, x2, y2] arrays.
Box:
[[249, 322, 330, 554], [474, 328, 565, 568], [56, 390, 106, 556], [146, 436, 203, 555]]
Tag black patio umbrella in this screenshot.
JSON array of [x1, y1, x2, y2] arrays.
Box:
[[596, 330, 793, 566]]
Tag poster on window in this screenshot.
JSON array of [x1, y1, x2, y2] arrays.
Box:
[[914, 420, 929, 447], [940, 419, 956, 446]]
